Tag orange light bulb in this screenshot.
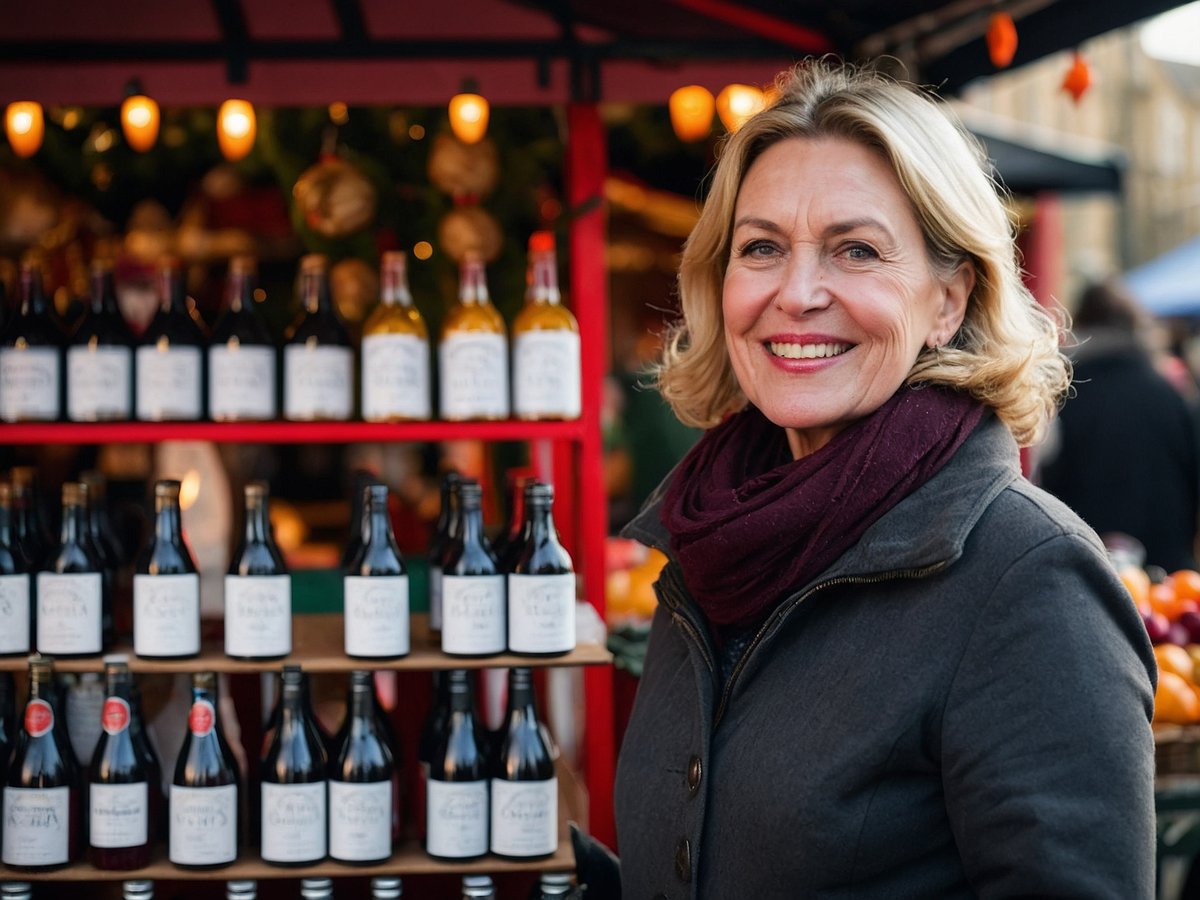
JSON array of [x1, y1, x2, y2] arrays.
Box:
[[986, 12, 1018, 69], [217, 99, 256, 161], [121, 94, 160, 153], [448, 93, 490, 144], [669, 85, 715, 142], [5, 101, 44, 158]]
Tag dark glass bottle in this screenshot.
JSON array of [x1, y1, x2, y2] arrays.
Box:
[[415, 671, 449, 841], [328, 670, 395, 865], [79, 469, 130, 638], [208, 255, 277, 421], [339, 469, 378, 570], [283, 254, 354, 422], [67, 257, 134, 422], [529, 873, 579, 899], [37, 482, 107, 656], [261, 668, 331, 762], [490, 667, 557, 859], [0, 258, 64, 423], [427, 470, 462, 635], [2, 655, 79, 871], [134, 479, 200, 659], [169, 671, 240, 868], [426, 669, 488, 861], [344, 484, 410, 659], [89, 655, 153, 870], [495, 468, 536, 572], [136, 257, 206, 421], [508, 483, 576, 656], [0, 671, 16, 780], [261, 665, 328, 866], [225, 482, 291, 660], [440, 480, 505, 656], [9, 466, 52, 570], [128, 676, 163, 836], [0, 481, 33, 655]]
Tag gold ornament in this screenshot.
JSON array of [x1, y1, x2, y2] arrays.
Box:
[[427, 132, 500, 200], [437, 206, 503, 264], [293, 156, 377, 239]]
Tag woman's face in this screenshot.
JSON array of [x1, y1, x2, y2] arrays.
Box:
[[723, 136, 971, 459]]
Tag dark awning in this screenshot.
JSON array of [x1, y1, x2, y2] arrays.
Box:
[[967, 123, 1125, 195]]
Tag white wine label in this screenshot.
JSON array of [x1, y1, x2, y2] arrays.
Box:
[[208, 343, 276, 420], [0, 572, 31, 654], [328, 779, 392, 862], [344, 575, 410, 657], [428, 565, 444, 631], [224, 574, 292, 658], [2, 785, 71, 866], [136, 344, 202, 420], [67, 344, 132, 420], [261, 781, 327, 863], [169, 783, 238, 865], [507, 573, 576, 654], [0, 346, 60, 422], [441, 574, 506, 655], [490, 777, 558, 857], [36, 571, 103, 655], [65, 678, 105, 764], [426, 778, 488, 858], [439, 332, 509, 419], [284, 344, 353, 420], [362, 333, 430, 420], [134, 572, 200, 657], [90, 782, 148, 849], [513, 330, 581, 419]]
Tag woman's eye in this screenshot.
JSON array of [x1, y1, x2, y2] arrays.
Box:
[[739, 239, 778, 258], [843, 243, 879, 261]]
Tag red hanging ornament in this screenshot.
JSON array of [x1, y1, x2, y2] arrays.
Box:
[[986, 12, 1018, 68], [1061, 51, 1093, 103]]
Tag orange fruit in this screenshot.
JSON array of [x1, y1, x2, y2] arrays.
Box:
[[1155, 643, 1198, 684], [1150, 583, 1199, 622], [1174, 569, 1200, 603], [1118, 566, 1151, 616], [1154, 671, 1200, 724]]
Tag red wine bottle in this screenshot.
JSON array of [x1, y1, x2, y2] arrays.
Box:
[[344, 484, 410, 659], [441, 480, 505, 656], [169, 672, 240, 868], [225, 482, 292, 660], [328, 670, 394, 865], [2, 655, 80, 871], [427, 470, 462, 635], [494, 467, 536, 572], [339, 470, 377, 571], [415, 670, 449, 841], [136, 257, 206, 422], [0, 258, 64, 423], [426, 669, 488, 861], [9, 467, 51, 575], [89, 654, 153, 870], [507, 482, 576, 656], [490, 667, 557, 859], [260, 665, 328, 866], [67, 257, 134, 422], [0, 481, 33, 655], [283, 254, 354, 422], [133, 479, 200, 659], [37, 482, 107, 656], [208, 255, 277, 422]]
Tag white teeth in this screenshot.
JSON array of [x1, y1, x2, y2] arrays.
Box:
[[768, 341, 850, 360]]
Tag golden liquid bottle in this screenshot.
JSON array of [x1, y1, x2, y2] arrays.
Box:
[[438, 256, 509, 421], [362, 251, 431, 421], [512, 231, 580, 420]]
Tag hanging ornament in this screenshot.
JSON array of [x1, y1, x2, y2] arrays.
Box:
[[427, 132, 500, 201], [292, 155, 378, 239], [986, 12, 1018, 69], [1061, 51, 1093, 104], [437, 204, 503, 265]]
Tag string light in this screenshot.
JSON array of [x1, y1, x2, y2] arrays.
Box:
[[669, 85, 715, 142], [217, 99, 257, 161], [448, 92, 489, 144], [121, 93, 160, 152], [716, 84, 766, 133], [5, 101, 44, 158]]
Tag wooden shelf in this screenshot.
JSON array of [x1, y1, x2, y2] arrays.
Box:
[[0, 613, 612, 674], [0, 419, 587, 446]]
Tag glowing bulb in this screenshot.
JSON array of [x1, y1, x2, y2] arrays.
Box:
[[669, 85, 715, 142], [120, 94, 160, 152], [716, 84, 766, 133], [217, 99, 257, 160], [448, 92, 489, 144], [5, 101, 44, 158]]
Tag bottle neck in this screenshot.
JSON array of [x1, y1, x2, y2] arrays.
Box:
[[459, 501, 485, 544], [155, 497, 184, 544], [527, 500, 555, 542], [0, 498, 14, 546], [105, 668, 134, 705], [91, 268, 120, 316], [459, 260, 489, 306], [27, 666, 54, 705], [447, 673, 475, 714], [506, 670, 537, 721], [349, 683, 377, 727], [382, 259, 412, 308], [244, 497, 271, 544], [530, 253, 560, 305], [279, 682, 306, 727], [366, 497, 393, 547], [228, 270, 255, 313], [302, 268, 334, 316], [19, 266, 50, 317], [159, 266, 188, 315], [59, 501, 89, 546]]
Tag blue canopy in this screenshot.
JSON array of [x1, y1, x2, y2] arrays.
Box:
[[1125, 234, 1200, 318]]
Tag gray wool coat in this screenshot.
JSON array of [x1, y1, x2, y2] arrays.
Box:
[[616, 415, 1157, 899]]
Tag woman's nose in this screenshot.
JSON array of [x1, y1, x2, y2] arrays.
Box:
[[773, 251, 833, 316]]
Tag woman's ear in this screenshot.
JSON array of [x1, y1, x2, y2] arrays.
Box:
[[927, 260, 975, 348]]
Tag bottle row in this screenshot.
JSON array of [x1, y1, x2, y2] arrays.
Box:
[[0, 467, 578, 661], [0, 233, 580, 425], [1, 657, 561, 875]]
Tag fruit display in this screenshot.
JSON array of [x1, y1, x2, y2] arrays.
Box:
[[1119, 565, 1200, 725]]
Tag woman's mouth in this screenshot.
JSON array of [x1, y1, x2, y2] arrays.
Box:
[[767, 341, 851, 360]]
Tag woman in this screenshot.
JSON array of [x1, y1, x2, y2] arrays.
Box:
[[615, 60, 1156, 898]]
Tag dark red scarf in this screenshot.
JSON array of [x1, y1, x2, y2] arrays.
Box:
[[660, 386, 985, 628]]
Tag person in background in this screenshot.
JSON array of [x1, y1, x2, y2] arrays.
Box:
[[1039, 278, 1200, 572], [606, 59, 1155, 898]]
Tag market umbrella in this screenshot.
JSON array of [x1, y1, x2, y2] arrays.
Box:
[[1124, 234, 1200, 318]]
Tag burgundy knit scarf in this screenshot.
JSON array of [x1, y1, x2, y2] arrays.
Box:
[[660, 386, 985, 628]]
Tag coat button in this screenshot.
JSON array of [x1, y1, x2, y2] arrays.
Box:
[[675, 837, 692, 882], [687, 756, 702, 793]]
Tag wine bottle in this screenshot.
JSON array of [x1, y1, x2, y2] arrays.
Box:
[[284, 254, 354, 422], [438, 256, 509, 421], [261, 668, 331, 761], [0, 258, 64, 423], [80, 469, 131, 638], [133, 479, 200, 658], [441, 480, 505, 656], [208, 255, 277, 422], [225, 482, 292, 660], [67, 257, 135, 422], [344, 484, 410, 659], [508, 483, 576, 656], [2, 655, 79, 871], [37, 482, 106, 656], [260, 664, 328, 866], [89, 655, 153, 870], [512, 232, 581, 420], [136, 257, 206, 421], [495, 467, 536, 574], [0, 481, 33, 655], [415, 671, 448, 842], [490, 667, 557, 859], [427, 470, 462, 635], [339, 469, 377, 570], [426, 669, 488, 861], [362, 250, 430, 421], [169, 671, 240, 868], [64, 671, 105, 768], [128, 675, 163, 838], [328, 670, 395, 865], [9, 466, 52, 571], [462, 875, 496, 899]]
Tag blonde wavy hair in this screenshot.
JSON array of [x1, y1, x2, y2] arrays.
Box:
[[656, 59, 1069, 447]]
